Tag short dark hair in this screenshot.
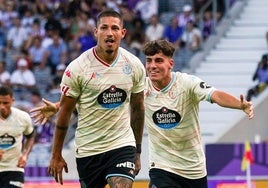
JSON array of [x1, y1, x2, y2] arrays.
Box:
[[142, 39, 175, 58], [96, 9, 123, 27], [0, 86, 13, 97]]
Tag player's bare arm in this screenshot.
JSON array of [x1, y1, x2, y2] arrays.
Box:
[[211, 90, 254, 119], [48, 95, 76, 184], [130, 91, 145, 175]]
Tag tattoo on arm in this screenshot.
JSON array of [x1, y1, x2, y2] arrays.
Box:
[[107, 177, 133, 188]]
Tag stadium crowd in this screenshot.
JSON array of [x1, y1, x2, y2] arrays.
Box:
[[0, 0, 221, 110]]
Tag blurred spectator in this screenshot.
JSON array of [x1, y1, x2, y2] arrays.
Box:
[[46, 64, 65, 102], [177, 4, 195, 29], [51, 64, 66, 90], [43, 33, 67, 74], [134, 0, 158, 24], [10, 58, 36, 100], [0, 21, 6, 60], [41, 9, 62, 48], [29, 35, 47, 69], [119, 2, 135, 30], [21, 8, 35, 34], [66, 0, 81, 18], [6, 15, 28, 53], [179, 20, 202, 68], [17, 0, 33, 17], [202, 11, 213, 40], [29, 89, 44, 108], [44, 9, 62, 36], [25, 18, 46, 49], [0, 61, 10, 86], [106, 0, 122, 13], [126, 17, 146, 58], [145, 14, 164, 42], [126, 0, 140, 9], [0, 1, 18, 31], [33, 65, 51, 97], [14, 48, 32, 70], [34, 118, 55, 144], [72, 23, 97, 59], [246, 54, 268, 101], [181, 20, 202, 52], [163, 16, 184, 49]]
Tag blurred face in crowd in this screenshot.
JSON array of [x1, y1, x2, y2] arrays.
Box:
[[0, 62, 5, 73]]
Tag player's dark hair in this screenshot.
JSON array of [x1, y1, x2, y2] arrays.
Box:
[[142, 39, 175, 58], [96, 9, 123, 27], [0, 86, 13, 97]]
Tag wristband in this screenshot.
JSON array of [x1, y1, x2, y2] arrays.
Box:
[[136, 144, 141, 153]]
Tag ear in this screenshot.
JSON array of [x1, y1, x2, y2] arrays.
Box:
[[169, 58, 174, 69], [121, 28, 127, 39], [93, 27, 98, 38]]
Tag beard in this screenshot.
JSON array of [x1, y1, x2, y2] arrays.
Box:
[[105, 49, 114, 54]]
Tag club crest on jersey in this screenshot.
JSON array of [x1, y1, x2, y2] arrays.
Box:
[[122, 64, 132, 75], [200, 81, 211, 89], [0, 134, 16, 149], [153, 107, 181, 129], [97, 85, 127, 108]]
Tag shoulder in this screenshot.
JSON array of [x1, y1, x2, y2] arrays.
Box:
[[11, 107, 31, 121], [173, 71, 202, 85], [119, 47, 144, 65], [67, 49, 93, 70]]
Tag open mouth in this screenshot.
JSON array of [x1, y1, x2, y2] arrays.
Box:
[[105, 39, 115, 44]]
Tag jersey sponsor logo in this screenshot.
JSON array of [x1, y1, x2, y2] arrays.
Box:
[[97, 85, 127, 108], [122, 64, 132, 75], [200, 81, 211, 89], [153, 107, 181, 129], [0, 133, 16, 149]]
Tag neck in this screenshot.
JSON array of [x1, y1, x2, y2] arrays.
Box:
[[95, 46, 118, 65], [152, 74, 172, 90]]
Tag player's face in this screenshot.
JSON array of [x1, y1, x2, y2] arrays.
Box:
[[94, 16, 126, 54], [0, 95, 14, 119], [145, 52, 174, 88]]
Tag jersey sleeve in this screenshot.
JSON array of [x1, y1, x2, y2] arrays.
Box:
[[131, 57, 146, 94], [22, 111, 35, 136], [60, 59, 82, 98], [187, 74, 216, 103]]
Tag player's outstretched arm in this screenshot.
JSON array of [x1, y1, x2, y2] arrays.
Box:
[[211, 90, 254, 119], [30, 98, 60, 125]]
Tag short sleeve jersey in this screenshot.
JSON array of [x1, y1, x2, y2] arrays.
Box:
[[61, 47, 145, 158], [0, 107, 34, 172], [144, 72, 216, 179]]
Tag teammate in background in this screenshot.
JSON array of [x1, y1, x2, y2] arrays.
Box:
[[31, 39, 254, 188], [0, 86, 36, 187], [32, 9, 145, 188]]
